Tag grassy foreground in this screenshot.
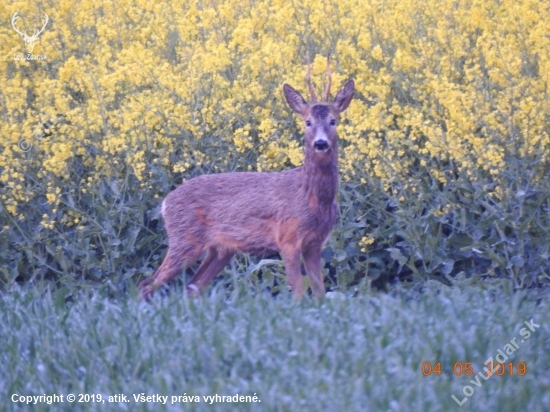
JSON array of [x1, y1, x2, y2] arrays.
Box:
[[1, 282, 549, 412]]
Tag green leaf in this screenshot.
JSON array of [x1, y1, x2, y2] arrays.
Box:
[[510, 256, 525, 268]]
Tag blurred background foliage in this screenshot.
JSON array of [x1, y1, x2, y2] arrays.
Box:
[[1, 0, 549, 292]]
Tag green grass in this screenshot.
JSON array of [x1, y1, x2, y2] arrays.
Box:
[[1, 282, 549, 412]]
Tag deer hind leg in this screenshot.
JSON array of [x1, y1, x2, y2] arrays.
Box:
[[186, 248, 233, 296], [303, 246, 325, 298], [139, 244, 202, 300]]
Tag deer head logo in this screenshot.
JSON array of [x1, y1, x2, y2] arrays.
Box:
[[11, 11, 49, 54]]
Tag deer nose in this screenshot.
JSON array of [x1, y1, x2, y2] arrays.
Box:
[[314, 140, 329, 152]]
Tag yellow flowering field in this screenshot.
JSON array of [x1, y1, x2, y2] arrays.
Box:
[[1, 0, 549, 288]]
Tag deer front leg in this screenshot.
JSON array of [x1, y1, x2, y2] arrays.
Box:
[[303, 246, 325, 298], [282, 248, 304, 299]]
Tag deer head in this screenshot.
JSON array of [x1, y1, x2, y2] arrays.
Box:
[[283, 54, 354, 166], [12, 12, 49, 54]]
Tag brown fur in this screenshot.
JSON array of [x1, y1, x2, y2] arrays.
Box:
[[138, 76, 355, 300]]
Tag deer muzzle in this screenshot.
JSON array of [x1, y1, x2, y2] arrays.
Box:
[[314, 140, 329, 152], [313, 130, 330, 152]]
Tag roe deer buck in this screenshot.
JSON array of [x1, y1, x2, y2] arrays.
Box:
[[138, 55, 354, 300]]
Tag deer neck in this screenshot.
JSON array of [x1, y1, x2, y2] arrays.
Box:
[[303, 146, 338, 206]]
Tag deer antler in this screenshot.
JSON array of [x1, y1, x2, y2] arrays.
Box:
[[11, 12, 27, 37], [305, 51, 318, 103], [322, 56, 332, 102], [32, 13, 49, 39]]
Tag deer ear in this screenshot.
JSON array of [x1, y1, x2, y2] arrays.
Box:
[[332, 80, 355, 113], [283, 84, 308, 114]]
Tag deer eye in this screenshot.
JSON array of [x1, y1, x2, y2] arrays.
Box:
[[306, 120, 312, 127], [330, 119, 336, 126]]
